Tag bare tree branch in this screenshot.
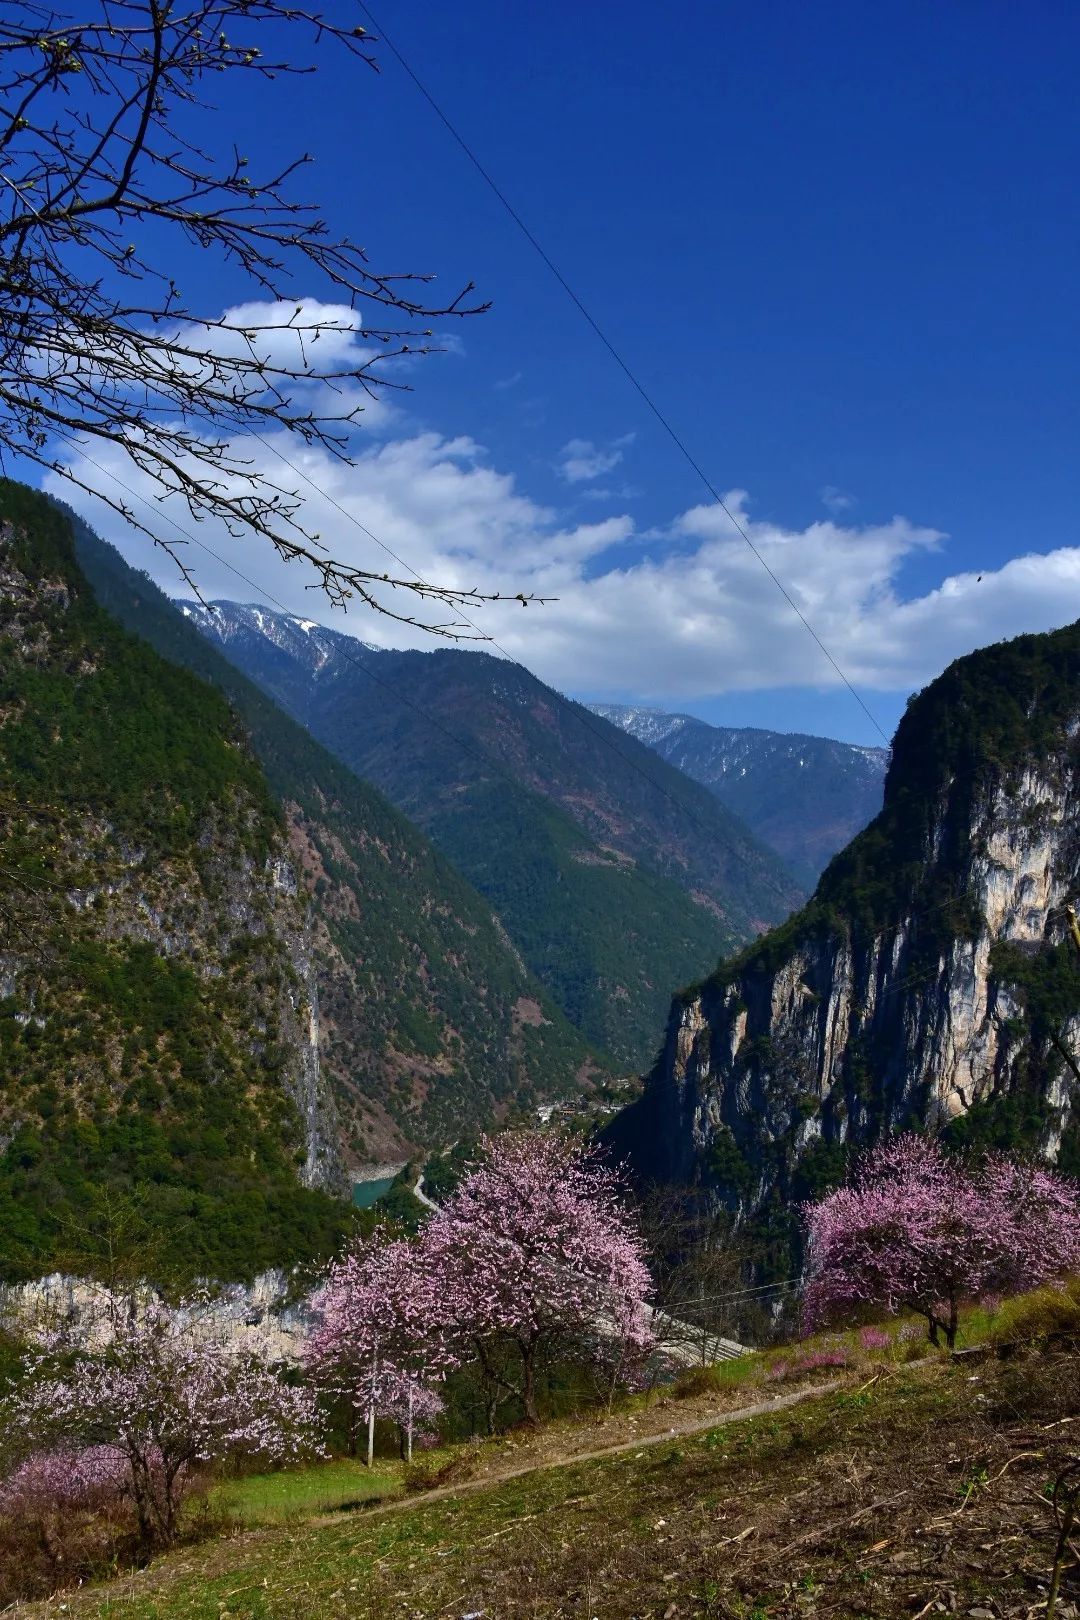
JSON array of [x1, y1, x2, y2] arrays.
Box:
[[0, 2, 546, 632]]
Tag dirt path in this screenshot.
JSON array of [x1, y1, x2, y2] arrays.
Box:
[[332, 1374, 849, 1523]]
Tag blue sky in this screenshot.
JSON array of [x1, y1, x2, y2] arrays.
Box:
[[50, 0, 1080, 745]]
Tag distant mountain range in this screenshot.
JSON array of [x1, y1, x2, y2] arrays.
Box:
[[180, 602, 805, 1068], [590, 705, 888, 887]]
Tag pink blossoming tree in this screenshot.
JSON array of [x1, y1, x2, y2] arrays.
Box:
[[306, 1229, 455, 1464], [0, 1295, 320, 1549], [423, 1132, 654, 1424], [802, 1135, 1080, 1348]]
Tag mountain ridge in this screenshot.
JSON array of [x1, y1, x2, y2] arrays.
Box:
[[0, 480, 357, 1282], [68, 515, 610, 1166], [179, 599, 805, 1066], [591, 702, 888, 887]]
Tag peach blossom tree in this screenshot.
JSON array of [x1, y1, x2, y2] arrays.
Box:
[[802, 1135, 1080, 1348], [423, 1132, 655, 1424], [0, 1294, 319, 1549]]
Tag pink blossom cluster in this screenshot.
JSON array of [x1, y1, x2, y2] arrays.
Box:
[[804, 1347, 849, 1368], [0, 1445, 130, 1515], [1, 1294, 320, 1547], [308, 1132, 655, 1435], [306, 1226, 458, 1461], [802, 1136, 1080, 1348], [859, 1327, 893, 1351], [766, 1346, 849, 1383]]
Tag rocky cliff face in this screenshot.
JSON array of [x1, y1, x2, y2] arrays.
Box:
[[609, 623, 1080, 1228]]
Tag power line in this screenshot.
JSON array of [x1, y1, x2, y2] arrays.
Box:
[[356, 2, 890, 748], [53, 448, 1071, 1122], [221, 444, 1067, 987], [60, 439, 795, 982], [53, 428, 1069, 1011], [659, 1278, 798, 1312]]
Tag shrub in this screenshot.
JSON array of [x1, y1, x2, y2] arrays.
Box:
[[0, 1445, 144, 1607], [672, 1365, 727, 1400], [991, 1278, 1080, 1348], [0, 1445, 130, 1513], [796, 1348, 848, 1372], [402, 1451, 478, 1495], [0, 1492, 136, 1607], [859, 1327, 892, 1352], [765, 1348, 848, 1384]]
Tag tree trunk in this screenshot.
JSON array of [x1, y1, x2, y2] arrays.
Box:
[[128, 1449, 155, 1553], [406, 1383, 414, 1464], [521, 1341, 539, 1426], [366, 1400, 376, 1468], [163, 1471, 179, 1548]]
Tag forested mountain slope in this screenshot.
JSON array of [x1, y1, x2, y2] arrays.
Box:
[[0, 482, 354, 1282], [69, 514, 607, 1162], [182, 602, 804, 1066], [607, 620, 1080, 1264], [592, 704, 888, 887]]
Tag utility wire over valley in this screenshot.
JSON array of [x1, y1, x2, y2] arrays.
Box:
[[356, 2, 891, 748]]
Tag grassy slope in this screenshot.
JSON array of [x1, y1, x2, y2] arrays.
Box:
[[69, 511, 609, 1156], [29, 1347, 1078, 1619], [211, 1463, 398, 1526]]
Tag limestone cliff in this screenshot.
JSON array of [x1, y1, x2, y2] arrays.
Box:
[[609, 621, 1080, 1227]]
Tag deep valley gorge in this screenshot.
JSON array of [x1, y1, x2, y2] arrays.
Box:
[[4, 483, 1080, 1286]]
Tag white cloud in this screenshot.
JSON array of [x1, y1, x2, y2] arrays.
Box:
[[26, 296, 407, 439], [821, 484, 856, 515], [46, 411, 1080, 711], [557, 433, 635, 485]]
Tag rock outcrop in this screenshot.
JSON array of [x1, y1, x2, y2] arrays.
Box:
[[608, 622, 1080, 1224]]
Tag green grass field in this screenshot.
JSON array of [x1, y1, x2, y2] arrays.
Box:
[[209, 1459, 401, 1525]]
